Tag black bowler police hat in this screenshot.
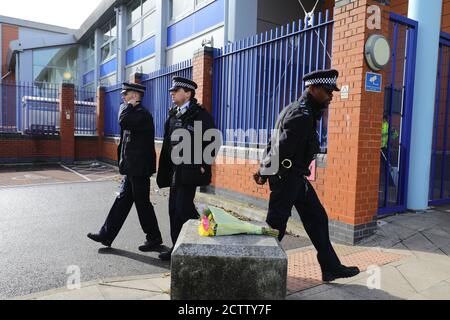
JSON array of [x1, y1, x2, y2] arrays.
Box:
[[121, 82, 146, 95], [304, 69, 340, 92], [168, 76, 198, 92]]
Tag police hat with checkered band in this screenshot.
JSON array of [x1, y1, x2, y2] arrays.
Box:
[[303, 69, 340, 92], [168, 76, 198, 92], [121, 82, 146, 95]]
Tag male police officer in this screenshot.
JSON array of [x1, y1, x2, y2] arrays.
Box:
[[87, 82, 163, 252], [157, 77, 217, 261], [254, 69, 360, 282]]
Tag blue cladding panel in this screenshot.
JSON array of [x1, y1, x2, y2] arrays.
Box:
[[82, 70, 95, 85], [100, 58, 117, 77], [167, 0, 224, 47], [126, 36, 156, 65]]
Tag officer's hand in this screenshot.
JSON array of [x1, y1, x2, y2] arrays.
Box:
[[200, 167, 205, 174], [253, 171, 267, 185]]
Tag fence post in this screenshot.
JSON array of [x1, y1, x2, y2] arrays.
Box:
[[59, 83, 75, 163], [193, 46, 214, 114], [96, 86, 106, 160]]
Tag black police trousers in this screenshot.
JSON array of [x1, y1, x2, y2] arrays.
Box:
[[266, 173, 342, 272], [168, 185, 199, 246], [100, 176, 162, 243]]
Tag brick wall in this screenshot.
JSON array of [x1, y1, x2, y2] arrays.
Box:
[[0, 135, 60, 164], [193, 47, 214, 114], [1, 24, 18, 78]]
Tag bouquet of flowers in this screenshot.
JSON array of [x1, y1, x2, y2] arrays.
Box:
[[198, 205, 279, 238]]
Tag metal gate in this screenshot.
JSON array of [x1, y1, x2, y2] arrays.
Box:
[[429, 32, 450, 206], [378, 13, 418, 215]]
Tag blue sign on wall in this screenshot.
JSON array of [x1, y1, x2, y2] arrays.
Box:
[[365, 72, 382, 92]]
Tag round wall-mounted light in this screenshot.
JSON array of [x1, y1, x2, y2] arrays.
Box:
[[63, 72, 72, 80], [365, 34, 391, 71]]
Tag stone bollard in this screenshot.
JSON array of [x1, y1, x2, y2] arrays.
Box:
[[170, 220, 288, 300]]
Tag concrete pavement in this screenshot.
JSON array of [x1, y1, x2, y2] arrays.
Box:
[[14, 205, 450, 300]]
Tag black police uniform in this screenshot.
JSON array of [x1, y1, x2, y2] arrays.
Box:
[[157, 77, 216, 252], [89, 82, 162, 248], [258, 70, 359, 279]]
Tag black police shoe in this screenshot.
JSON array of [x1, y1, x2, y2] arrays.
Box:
[[87, 233, 112, 247], [138, 238, 163, 252], [158, 249, 173, 261], [322, 265, 360, 282]]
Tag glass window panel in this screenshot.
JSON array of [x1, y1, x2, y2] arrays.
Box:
[[127, 23, 141, 45], [143, 0, 156, 14], [33, 46, 78, 84], [110, 19, 117, 39], [195, 0, 209, 7], [143, 13, 156, 37], [101, 45, 111, 61], [127, 0, 141, 25], [170, 0, 194, 20], [100, 74, 117, 87], [111, 39, 117, 55]]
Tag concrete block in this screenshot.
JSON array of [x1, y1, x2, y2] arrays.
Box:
[[171, 220, 288, 300]]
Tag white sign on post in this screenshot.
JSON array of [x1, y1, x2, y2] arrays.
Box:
[[341, 85, 349, 100]]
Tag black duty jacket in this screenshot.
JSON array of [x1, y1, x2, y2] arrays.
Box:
[[117, 103, 157, 177], [259, 91, 323, 178], [157, 99, 217, 188]]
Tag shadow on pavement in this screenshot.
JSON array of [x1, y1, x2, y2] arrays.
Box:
[[98, 247, 171, 269]]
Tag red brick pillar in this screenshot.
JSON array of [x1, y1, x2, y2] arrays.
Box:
[[130, 72, 145, 84], [59, 83, 75, 163], [324, 0, 391, 244], [96, 86, 105, 159], [193, 46, 214, 114]]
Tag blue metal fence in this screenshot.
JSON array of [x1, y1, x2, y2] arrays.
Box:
[[429, 32, 450, 206], [104, 83, 122, 137], [142, 60, 193, 139], [0, 81, 60, 135], [75, 87, 97, 135], [378, 13, 418, 216], [213, 10, 333, 149], [104, 60, 193, 138]]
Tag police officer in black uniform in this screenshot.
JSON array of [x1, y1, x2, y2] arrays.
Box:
[[87, 82, 163, 252], [157, 77, 217, 261], [254, 69, 360, 282]]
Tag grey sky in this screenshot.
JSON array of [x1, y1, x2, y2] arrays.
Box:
[[0, 0, 103, 29]]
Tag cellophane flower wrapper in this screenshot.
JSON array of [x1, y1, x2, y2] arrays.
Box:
[[197, 205, 279, 238]]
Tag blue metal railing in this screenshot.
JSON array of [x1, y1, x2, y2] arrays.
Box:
[[429, 32, 450, 206], [104, 60, 193, 138], [104, 83, 122, 137], [142, 60, 193, 140], [75, 87, 97, 135], [378, 13, 418, 216], [0, 81, 60, 135], [213, 10, 334, 149]]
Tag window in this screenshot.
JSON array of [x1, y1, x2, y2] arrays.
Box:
[[170, 0, 193, 20], [82, 37, 95, 75], [127, 0, 156, 47], [101, 18, 117, 62], [100, 74, 117, 87], [33, 46, 79, 84], [169, 0, 213, 21]]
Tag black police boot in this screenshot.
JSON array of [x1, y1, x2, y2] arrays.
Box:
[[138, 238, 163, 252], [322, 265, 360, 282], [158, 248, 173, 261], [87, 233, 112, 247]]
